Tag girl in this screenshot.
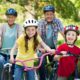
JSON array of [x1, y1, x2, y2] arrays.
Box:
[[54, 25, 80, 80], [10, 18, 55, 80]]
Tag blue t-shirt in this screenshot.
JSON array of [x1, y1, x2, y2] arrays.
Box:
[[45, 24, 55, 49], [2, 23, 17, 49]]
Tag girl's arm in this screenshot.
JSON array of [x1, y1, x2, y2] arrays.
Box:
[[40, 41, 55, 54], [10, 42, 18, 63]]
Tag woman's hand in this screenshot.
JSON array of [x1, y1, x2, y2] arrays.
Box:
[[10, 56, 15, 63]]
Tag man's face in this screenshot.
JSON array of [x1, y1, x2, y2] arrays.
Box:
[[44, 11, 54, 22]]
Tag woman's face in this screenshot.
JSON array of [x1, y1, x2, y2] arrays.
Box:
[[66, 31, 77, 45], [44, 11, 54, 22], [25, 26, 37, 38], [7, 15, 16, 26]]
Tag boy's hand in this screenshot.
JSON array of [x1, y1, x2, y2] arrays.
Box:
[[54, 55, 62, 61]]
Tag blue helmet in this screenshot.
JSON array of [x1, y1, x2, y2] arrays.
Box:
[[5, 8, 17, 17], [43, 5, 55, 13]]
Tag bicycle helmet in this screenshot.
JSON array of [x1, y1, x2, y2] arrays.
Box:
[[5, 8, 17, 17], [43, 5, 55, 13], [23, 18, 38, 28], [64, 25, 79, 35]]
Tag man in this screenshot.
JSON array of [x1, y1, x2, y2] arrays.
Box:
[[38, 5, 64, 80]]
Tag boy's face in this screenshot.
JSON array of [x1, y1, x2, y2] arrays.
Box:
[[26, 26, 37, 38], [44, 11, 54, 22], [6, 15, 16, 26], [66, 31, 77, 45]]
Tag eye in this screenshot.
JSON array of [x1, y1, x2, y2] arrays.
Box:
[[67, 33, 70, 36]]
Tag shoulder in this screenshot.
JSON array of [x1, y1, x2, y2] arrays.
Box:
[[17, 34, 25, 43], [15, 23, 21, 28], [38, 19, 46, 25], [0, 23, 8, 30], [53, 18, 62, 23], [74, 45, 80, 50], [37, 34, 42, 43], [57, 43, 67, 50]]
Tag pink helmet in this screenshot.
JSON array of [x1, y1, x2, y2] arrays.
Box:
[[64, 25, 79, 35]]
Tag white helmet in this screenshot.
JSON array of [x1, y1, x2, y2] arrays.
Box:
[[23, 18, 38, 28]]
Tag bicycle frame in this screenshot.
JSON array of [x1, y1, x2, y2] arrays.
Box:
[[15, 52, 52, 71]]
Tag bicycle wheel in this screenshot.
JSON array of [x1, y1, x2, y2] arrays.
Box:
[[1, 65, 13, 80], [49, 61, 58, 80]]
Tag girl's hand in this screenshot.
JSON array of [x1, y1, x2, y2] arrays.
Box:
[[39, 48, 46, 53], [47, 49, 55, 55], [10, 56, 15, 63]]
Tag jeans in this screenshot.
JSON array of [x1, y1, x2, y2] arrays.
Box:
[[0, 54, 15, 80], [14, 64, 35, 80], [0, 55, 4, 80]]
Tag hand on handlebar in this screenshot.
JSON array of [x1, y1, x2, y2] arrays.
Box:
[[10, 56, 15, 64], [47, 49, 55, 55]]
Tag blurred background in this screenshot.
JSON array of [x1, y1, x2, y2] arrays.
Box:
[[0, 0, 80, 46], [0, 0, 80, 74]]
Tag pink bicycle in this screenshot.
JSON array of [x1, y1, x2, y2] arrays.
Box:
[[14, 52, 52, 80]]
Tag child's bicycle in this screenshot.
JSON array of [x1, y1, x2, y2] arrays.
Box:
[[45, 51, 80, 80], [0, 48, 14, 80], [14, 52, 53, 80]]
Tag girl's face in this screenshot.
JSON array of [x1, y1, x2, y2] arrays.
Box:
[[7, 15, 16, 26], [25, 26, 37, 38], [66, 31, 77, 45], [44, 11, 54, 22]]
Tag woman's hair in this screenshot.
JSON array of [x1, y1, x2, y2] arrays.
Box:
[[24, 27, 39, 51]]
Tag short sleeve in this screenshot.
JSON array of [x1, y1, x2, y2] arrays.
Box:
[[16, 34, 24, 45]]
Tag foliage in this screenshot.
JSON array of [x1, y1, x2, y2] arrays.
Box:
[[57, 39, 80, 47], [0, 0, 80, 23]]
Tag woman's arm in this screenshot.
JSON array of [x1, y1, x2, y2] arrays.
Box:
[[10, 42, 18, 63]]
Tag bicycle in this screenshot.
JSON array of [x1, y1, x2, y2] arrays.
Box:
[[44, 51, 80, 80], [0, 48, 15, 80], [14, 52, 53, 80]]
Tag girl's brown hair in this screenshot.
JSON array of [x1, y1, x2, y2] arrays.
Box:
[[24, 27, 39, 51]]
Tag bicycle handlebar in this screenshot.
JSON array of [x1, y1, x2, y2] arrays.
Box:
[[15, 52, 52, 71]]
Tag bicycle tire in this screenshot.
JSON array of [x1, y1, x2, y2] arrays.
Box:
[[1, 65, 13, 80]]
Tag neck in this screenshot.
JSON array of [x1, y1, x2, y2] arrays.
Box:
[[67, 44, 74, 47], [8, 23, 14, 27]]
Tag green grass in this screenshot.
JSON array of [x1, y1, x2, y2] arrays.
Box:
[[57, 40, 80, 47]]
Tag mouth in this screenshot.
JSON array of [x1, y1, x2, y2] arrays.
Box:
[[67, 37, 73, 41]]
